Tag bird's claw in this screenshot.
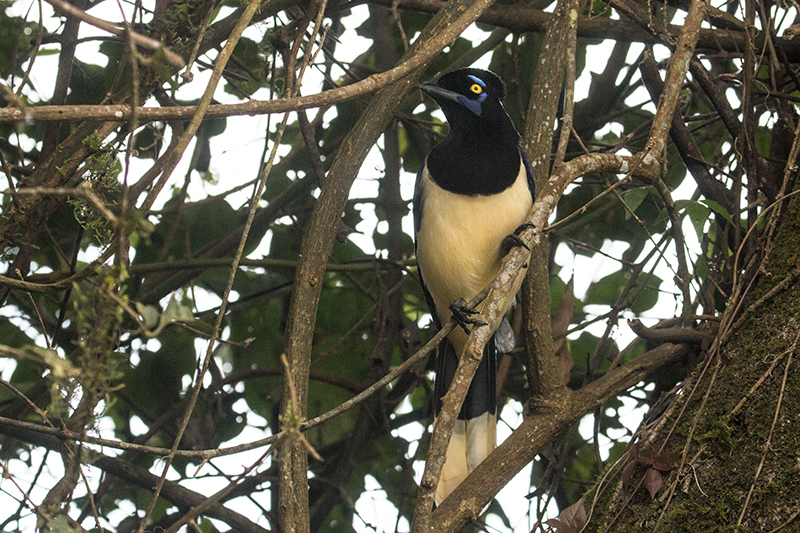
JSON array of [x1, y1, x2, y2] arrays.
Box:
[[449, 299, 487, 335], [502, 233, 529, 252], [502, 223, 535, 253]]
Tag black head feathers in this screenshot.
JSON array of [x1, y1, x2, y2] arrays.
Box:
[[420, 68, 524, 196], [421, 68, 507, 119], [436, 68, 507, 102]]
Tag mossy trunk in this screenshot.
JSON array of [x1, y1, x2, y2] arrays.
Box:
[[585, 191, 800, 532]]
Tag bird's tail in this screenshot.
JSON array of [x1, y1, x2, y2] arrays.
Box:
[[434, 336, 497, 505]]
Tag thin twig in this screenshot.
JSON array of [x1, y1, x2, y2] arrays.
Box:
[[135, 0, 265, 528], [653, 178, 692, 323], [0, 247, 114, 294], [44, 0, 184, 67], [181, 0, 216, 81], [14, 0, 44, 98], [766, 508, 800, 533], [728, 344, 793, 417], [163, 445, 276, 533], [0, 377, 53, 425], [0, 290, 469, 460], [78, 466, 105, 533], [545, 176, 631, 232], [5, 185, 119, 225], [736, 333, 797, 526]]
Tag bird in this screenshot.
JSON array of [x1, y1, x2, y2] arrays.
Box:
[[413, 68, 535, 504]]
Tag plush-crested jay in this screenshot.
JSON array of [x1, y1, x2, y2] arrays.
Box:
[[413, 68, 535, 504]]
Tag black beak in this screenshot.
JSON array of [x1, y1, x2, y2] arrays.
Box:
[[420, 83, 462, 104]]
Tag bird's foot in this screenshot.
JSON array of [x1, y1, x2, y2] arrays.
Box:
[[449, 299, 487, 335], [501, 223, 536, 253]]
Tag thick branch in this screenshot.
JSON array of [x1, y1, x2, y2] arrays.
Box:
[[278, 0, 501, 531], [639, 53, 735, 214], [4, 3, 800, 124], [644, 0, 709, 158], [427, 343, 690, 532], [519, 0, 583, 401], [628, 318, 715, 344]]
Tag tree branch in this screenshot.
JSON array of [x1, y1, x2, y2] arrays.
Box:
[[44, 0, 184, 67], [428, 343, 690, 532], [520, 0, 584, 403], [279, 0, 503, 529], [0, 418, 269, 532], [628, 318, 715, 344], [639, 52, 735, 215], [6, 1, 800, 125]]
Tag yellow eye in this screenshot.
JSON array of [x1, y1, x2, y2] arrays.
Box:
[[470, 83, 483, 94]]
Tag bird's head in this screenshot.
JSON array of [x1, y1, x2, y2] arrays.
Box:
[[420, 68, 506, 120]]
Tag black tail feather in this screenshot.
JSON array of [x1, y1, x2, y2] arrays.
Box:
[[434, 336, 497, 420]]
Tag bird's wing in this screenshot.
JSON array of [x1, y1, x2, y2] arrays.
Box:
[[519, 147, 536, 199], [413, 159, 442, 330], [412, 160, 425, 236]]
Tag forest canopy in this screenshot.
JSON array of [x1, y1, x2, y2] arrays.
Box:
[[1, 0, 799, 531]]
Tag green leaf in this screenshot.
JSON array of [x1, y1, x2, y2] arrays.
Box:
[[629, 273, 664, 314], [622, 188, 649, 219], [703, 199, 734, 224], [43, 516, 81, 533], [685, 201, 710, 240], [135, 302, 160, 330], [585, 270, 627, 307], [585, 269, 663, 314], [159, 295, 194, 328]]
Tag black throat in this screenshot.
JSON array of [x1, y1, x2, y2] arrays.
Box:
[[426, 109, 521, 196]]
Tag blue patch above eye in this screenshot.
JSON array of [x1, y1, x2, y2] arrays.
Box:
[[461, 75, 488, 114], [467, 75, 486, 89], [466, 75, 488, 104]]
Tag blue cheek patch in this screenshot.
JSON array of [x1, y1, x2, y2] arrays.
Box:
[[458, 96, 483, 116]]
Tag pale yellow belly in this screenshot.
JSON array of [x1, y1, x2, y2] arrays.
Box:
[[416, 160, 532, 354]]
